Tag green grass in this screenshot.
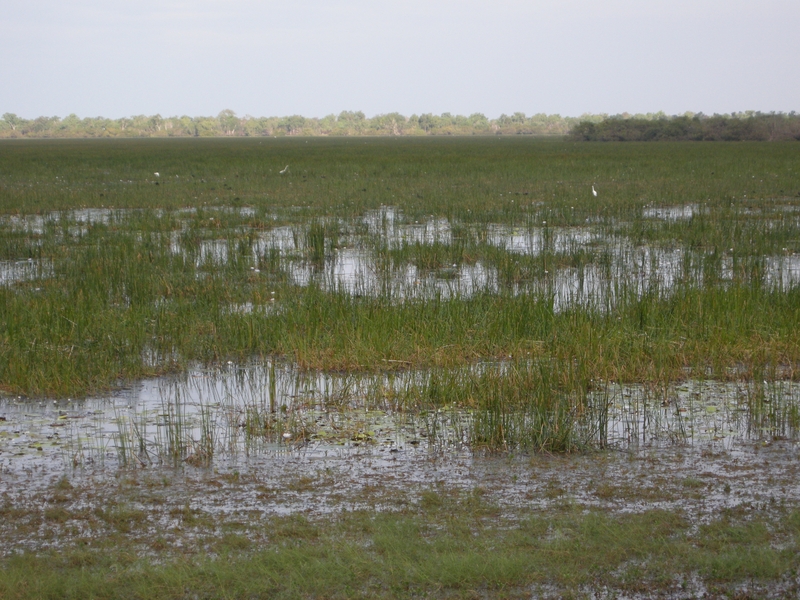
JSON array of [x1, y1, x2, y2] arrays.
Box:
[[2, 137, 798, 217], [1, 502, 798, 598]]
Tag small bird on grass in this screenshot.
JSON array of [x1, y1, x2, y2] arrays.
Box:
[[592, 185, 598, 197]]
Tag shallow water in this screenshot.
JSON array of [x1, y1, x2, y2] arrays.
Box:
[[3, 203, 800, 536], [0, 258, 51, 286], [4, 206, 800, 301], [3, 412, 800, 561], [2, 362, 798, 479], [643, 204, 701, 221], [2, 362, 800, 567]]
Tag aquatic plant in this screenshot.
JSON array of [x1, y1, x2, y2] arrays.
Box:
[[1, 137, 799, 452]]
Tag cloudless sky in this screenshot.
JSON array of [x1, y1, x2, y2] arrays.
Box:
[[2, 0, 798, 119]]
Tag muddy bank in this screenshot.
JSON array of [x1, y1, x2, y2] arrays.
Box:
[[2, 437, 799, 558]]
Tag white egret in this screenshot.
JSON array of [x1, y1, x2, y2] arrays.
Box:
[[279, 165, 289, 174], [154, 172, 160, 177], [592, 185, 597, 197]]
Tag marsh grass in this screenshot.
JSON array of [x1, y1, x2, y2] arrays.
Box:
[[1, 503, 799, 598], [1, 137, 799, 451]]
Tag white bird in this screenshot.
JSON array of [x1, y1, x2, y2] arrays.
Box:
[[154, 172, 160, 177], [592, 185, 597, 197], [279, 165, 289, 174]]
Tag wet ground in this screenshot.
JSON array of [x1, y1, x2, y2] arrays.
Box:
[[3, 203, 800, 596], [2, 366, 800, 562], [2, 432, 800, 597]]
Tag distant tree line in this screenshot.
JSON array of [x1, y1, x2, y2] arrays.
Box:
[[2, 110, 798, 140], [0, 110, 575, 139], [568, 112, 800, 141]]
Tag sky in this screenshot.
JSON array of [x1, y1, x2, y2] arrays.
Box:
[[2, 0, 799, 120]]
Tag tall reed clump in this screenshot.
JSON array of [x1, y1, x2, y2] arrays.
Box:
[[742, 378, 800, 440], [395, 360, 594, 452], [468, 362, 587, 452], [305, 221, 327, 264]]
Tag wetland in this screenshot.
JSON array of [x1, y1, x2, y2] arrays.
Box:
[[1, 137, 800, 597]]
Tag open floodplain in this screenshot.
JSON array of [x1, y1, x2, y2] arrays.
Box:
[[1, 136, 800, 598]]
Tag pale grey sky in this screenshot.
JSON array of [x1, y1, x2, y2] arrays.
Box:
[[2, 0, 798, 119]]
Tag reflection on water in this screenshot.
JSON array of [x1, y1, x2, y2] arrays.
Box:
[[590, 379, 800, 450], [487, 223, 596, 255], [3, 206, 800, 301], [0, 258, 51, 286], [287, 248, 495, 299], [2, 362, 798, 476], [643, 204, 700, 221]]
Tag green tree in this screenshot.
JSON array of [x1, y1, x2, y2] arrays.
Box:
[[147, 114, 164, 135], [336, 111, 366, 135], [195, 116, 221, 136], [59, 114, 82, 135], [2, 113, 27, 133], [279, 115, 306, 135], [418, 113, 435, 133], [318, 114, 337, 134], [31, 116, 58, 135], [218, 109, 239, 136], [468, 113, 489, 127]]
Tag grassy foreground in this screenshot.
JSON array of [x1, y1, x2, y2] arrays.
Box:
[[2, 480, 799, 599]]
